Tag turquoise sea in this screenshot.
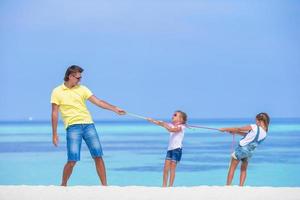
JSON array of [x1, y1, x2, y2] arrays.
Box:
[[0, 119, 299, 187]]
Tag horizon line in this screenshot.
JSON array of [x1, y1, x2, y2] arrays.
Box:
[[0, 117, 299, 123]]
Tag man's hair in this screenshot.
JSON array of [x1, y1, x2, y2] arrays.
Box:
[[64, 65, 84, 81], [176, 110, 188, 124]]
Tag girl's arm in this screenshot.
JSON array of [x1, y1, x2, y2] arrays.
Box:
[[147, 118, 182, 133], [161, 123, 182, 133], [219, 125, 252, 136]]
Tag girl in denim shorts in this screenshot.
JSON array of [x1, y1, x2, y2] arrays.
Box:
[[219, 112, 270, 186], [147, 110, 187, 187]]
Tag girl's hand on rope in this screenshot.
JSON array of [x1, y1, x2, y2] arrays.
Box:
[[147, 118, 154, 123], [147, 118, 159, 124], [157, 120, 164, 126], [219, 128, 226, 132], [219, 128, 235, 134], [147, 118, 164, 126]]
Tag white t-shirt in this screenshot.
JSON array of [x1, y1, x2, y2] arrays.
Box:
[[239, 124, 267, 146], [167, 123, 186, 150]]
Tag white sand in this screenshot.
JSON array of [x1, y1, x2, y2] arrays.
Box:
[[0, 186, 300, 200]]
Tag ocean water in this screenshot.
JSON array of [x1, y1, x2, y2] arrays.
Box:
[[0, 119, 299, 187]]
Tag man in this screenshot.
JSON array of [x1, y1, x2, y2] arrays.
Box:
[[51, 65, 125, 186]]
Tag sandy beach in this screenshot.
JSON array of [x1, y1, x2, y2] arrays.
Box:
[[0, 186, 300, 200]]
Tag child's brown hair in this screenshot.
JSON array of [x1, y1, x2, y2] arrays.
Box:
[[256, 112, 270, 131]]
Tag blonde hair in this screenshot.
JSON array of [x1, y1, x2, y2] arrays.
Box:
[[176, 110, 188, 124]]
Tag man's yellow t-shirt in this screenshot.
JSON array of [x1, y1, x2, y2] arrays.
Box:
[[51, 83, 94, 129]]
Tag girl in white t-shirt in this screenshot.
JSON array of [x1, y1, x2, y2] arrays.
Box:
[[147, 110, 187, 187], [219, 112, 270, 186]]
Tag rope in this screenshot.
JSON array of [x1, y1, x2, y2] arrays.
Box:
[[126, 112, 236, 152], [187, 124, 236, 153], [127, 112, 220, 131], [126, 112, 148, 120], [187, 124, 220, 131]]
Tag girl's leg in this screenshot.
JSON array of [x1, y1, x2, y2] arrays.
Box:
[[226, 158, 240, 185], [163, 160, 171, 187], [169, 161, 177, 187], [239, 160, 248, 186]]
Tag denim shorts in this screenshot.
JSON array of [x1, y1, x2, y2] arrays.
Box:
[[66, 123, 103, 161], [166, 148, 182, 163], [232, 145, 253, 161]]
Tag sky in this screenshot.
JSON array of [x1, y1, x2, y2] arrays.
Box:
[[0, 0, 299, 121]]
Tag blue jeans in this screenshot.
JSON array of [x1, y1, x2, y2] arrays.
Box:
[[166, 148, 182, 163], [66, 124, 103, 161]]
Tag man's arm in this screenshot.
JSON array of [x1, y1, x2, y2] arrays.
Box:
[[88, 95, 126, 115], [51, 103, 59, 146]]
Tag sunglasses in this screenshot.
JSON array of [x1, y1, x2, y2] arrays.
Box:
[[72, 75, 82, 80]]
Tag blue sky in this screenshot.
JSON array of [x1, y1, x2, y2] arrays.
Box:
[[0, 0, 299, 121]]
